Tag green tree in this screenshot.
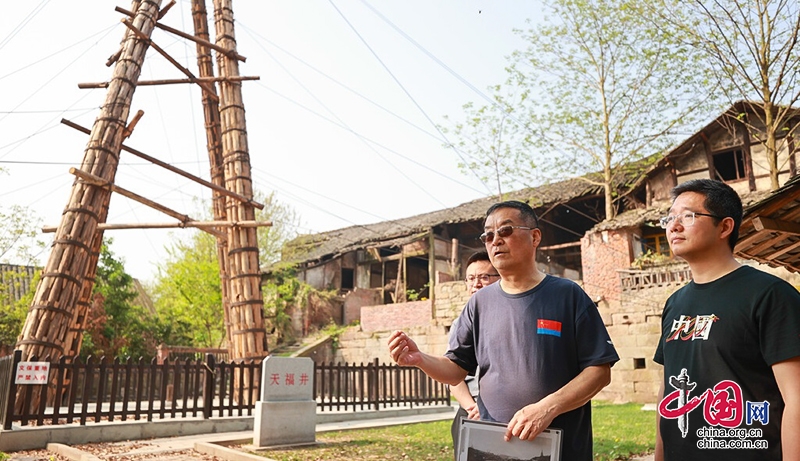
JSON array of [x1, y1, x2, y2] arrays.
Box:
[[151, 192, 300, 349], [0, 270, 38, 350], [447, 0, 711, 218], [261, 263, 338, 347], [653, 0, 800, 190], [0, 190, 45, 265], [255, 190, 302, 267], [152, 231, 225, 348], [82, 239, 154, 359], [441, 89, 537, 199]]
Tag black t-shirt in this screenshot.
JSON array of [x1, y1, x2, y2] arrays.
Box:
[[654, 266, 800, 460]]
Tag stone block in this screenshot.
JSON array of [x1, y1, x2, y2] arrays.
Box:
[[611, 333, 638, 348], [253, 400, 316, 447], [611, 312, 645, 325], [605, 324, 631, 338], [636, 333, 660, 348], [260, 357, 314, 402], [630, 322, 660, 336]]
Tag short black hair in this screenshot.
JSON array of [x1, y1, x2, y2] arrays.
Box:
[[466, 250, 491, 267], [671, 179, 743, 250], [485, 200, 539, 228]]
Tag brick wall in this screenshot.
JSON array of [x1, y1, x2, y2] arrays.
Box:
[[360, 300, 432, 333], [581, 228, 636, 304], [342, 288, 381, 324], [336, 281, 467, 364]]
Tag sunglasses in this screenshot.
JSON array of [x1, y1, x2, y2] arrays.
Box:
[[479, 225, 534, 243]]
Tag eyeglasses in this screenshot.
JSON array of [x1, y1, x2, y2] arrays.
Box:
[[659, 212, 725, 229], [465, 273, 500, 285], [479, 225, 534, 243]]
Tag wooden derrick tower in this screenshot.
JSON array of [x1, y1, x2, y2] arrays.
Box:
[[212, 0, 268, 360], [16, 0, 269, 384]]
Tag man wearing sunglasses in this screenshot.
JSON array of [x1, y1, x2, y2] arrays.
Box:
[[449, 250, 499, 458], [654, 179, 800, 461], [389, 200, 618, 460]]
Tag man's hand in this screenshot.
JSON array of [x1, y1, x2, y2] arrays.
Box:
[[504, 401, 557, 441], [465, 402, 480, 420], [388, 330, 421, 367]]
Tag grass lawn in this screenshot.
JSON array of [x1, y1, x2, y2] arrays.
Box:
[[251, 401, 656, 460]]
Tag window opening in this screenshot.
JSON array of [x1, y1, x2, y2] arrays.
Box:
[[341, 268, 354, 289], [713, 149, 745, 181]]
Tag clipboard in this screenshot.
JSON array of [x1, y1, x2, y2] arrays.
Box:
[[456, 419, 562, 461]]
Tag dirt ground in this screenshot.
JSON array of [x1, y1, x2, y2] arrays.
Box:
[[8, 441, 224, 461]]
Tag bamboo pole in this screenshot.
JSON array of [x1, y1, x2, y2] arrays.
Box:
[[192, 0, 235, 355], [17, 0, 162, 408], [121, 18, 217, 101], [213, 0, 267, 362], [42, 220, 272, 233], [78, 75, 259, 89], [116, 5, 247, 62], [60, 118, 264, 210]]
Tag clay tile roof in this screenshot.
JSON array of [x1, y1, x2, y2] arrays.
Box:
[[735, 175, 800, 273], [282, 177, 604, 265]]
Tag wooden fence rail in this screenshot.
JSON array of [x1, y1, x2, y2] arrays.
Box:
[[617, 267, 692, 292], [1, 351, 449, 429]]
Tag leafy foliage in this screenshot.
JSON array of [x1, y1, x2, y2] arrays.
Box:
[[254, 190, 302, 266], [441, 91, 538, 198], [631, 249, 673, 270], [0, 269, 38, 350], [0, 203, 45, 265], [652, 0, 800, 190], [445, 0, 713, 219], [262, 263, 338, 347], [151, 191, 304, 350], [82, 240, 155, 359], [151, 230, 226, 349]]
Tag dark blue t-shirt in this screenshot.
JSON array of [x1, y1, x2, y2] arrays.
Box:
[[446, 275, 619, 461]]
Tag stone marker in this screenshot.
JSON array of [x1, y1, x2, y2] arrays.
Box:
[[253, 356, 316, 447]]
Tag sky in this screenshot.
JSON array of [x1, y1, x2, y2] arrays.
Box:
[[0, 0, 538, 282]]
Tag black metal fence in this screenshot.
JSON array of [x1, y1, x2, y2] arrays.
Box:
[[1, 351, 449, 429]]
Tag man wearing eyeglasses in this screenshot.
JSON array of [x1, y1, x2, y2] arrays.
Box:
[[654, 179, 800, 461], [389, 200, 618, 460], [449, 250, 499, 458]]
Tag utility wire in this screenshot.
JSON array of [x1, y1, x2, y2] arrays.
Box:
[[254, 81, 487, 195], [237, 22, 444, 144], [0, 0, 52, 52], [327, 0, 492, 195], [358, 0, 525, 127], [245, 42, 448, 208]]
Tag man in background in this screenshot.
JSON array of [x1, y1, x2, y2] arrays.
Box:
[[450, 250, 499, 457]]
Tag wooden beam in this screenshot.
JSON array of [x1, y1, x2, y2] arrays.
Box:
[[381, 250, 427, 262], [69, 167, 224, 239], [746, 232, 790, 256], [540, 241, 583, 251], [116, 6, 247, 62], [78, 75, 259, 89], [121, 18, 218, 102], [766, 238, 800, 261], [61, 118, 264, 210], [753, 216, 800, 236], [744, 188, 800, 219], [43, 220, 271, 233]]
